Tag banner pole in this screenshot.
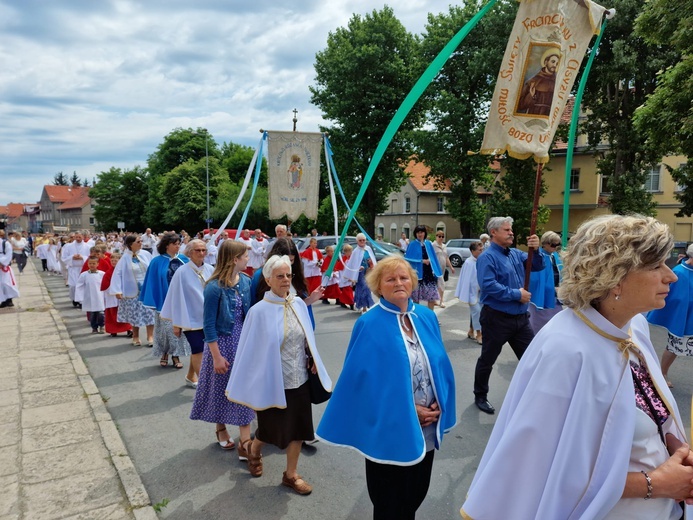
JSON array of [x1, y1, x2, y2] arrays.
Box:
[[562, 17, 609, 247], [524, 161, 543, 290], [323, 0, 499, 278]]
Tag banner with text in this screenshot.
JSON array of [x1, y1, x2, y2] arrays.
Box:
[[480, 0, 608, 163], [267, 131, 323, 221]]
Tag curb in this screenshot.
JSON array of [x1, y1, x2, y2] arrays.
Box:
[[37, 270, 158, 520]]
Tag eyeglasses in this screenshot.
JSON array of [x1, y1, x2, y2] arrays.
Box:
[[549, 242, 561, 247], [193, 249, 207, 252], [273, 273, 295, 280], [436, 235, 444, 238]]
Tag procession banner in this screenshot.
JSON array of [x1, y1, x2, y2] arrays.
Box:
[[267, 131, 323, 221], [480, 0, 608, 163]]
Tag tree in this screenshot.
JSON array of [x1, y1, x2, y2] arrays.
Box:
[[220, 141, 268, 186], [89, 166, 148, 231], [81, 178, 90, 187], [416, 0, 518, 237], [145, 128, 220, 227], [160, 157, 227, 232], [53, 172, 68, 186], [634, 0, 693, 215], [487, 157, 550, 244], [69, 171, 81, 187], [580, 0, 679, 216], [310, 7, 425, 235]]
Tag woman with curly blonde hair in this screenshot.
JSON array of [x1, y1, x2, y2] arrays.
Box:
[[462, 215, 693, 520]]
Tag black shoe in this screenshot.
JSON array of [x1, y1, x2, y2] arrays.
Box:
[[0, 301, 7, 309], [349, 305, 355, 311], [475, 398, 495, 415], [321, 299, 330, 305], [339, 303, 348, 308], [5, 299, 13, 307], [78, 303, 82, 309]]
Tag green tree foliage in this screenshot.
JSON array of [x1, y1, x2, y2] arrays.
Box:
[[310, 6, 424, 235], [220, 141, 268, 186], [160, 157, 227, 232], [69, 171, 81, 186], [145, 128, 220, 227], [89, 166, 148, 232], [487, 157, 549, 244], [580, 0, 679, 216], [634, 0, 693, 216], [416, 0, 518, 237], [53, 172, 68, 185]]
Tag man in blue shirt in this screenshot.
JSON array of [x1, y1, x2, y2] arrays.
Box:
[[474, 216, 541, 414]]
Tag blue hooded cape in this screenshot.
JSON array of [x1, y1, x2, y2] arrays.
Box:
[[529, 249, 556, 309], [139, 253, 189, 312], [404, 240, 443, 279], [648, 261, 693, 337], [316, 298, 456, 465]]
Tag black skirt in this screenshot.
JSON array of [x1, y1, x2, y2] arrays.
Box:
[[255, 381, 314, 449]]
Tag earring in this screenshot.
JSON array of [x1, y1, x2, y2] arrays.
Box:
[[615, 294, 620, 301]]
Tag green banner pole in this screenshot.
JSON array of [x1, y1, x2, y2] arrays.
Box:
[[324, 0, 499, 277], [561, 17, 609, 247]]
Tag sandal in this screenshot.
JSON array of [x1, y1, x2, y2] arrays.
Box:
[[215, 426, 235, 451], [172, 356, 183, 369], [237, 438, 251, 462], [667, 380, 674, 388], [159, 354, 169, 367], [467, 331, 475, 339], [246, 440, 263, 477], [282, 472, 312, 495], [132, 339, 142, 347]]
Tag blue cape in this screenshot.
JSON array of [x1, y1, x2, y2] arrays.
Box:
[[316, 298, 456, 465], [648, 262, 693, 336], [139, 253, 189, 311], [529, 249, 556, 309], [404, 240, 443, 279]]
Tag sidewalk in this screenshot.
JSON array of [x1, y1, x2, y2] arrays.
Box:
[[0, 260, 157, 520]]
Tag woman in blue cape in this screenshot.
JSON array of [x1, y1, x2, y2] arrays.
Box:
[[648, 243, 693, 387], [139, 232, 190, 366], [405, 225, 442, 310], [317, 255, 456, 520], [528, 230, 563, 333]]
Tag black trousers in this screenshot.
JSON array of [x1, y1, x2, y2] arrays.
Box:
[[365, 450, 435, 520], [41, 259, 48, 271], [473, 305, 534, 399]]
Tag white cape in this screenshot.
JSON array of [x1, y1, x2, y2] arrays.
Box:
[[343, 245, 376, 282], [462, 306, 687, 520], [160, 262, 214, 330], [454, 255, 479, 304], [226, 292, 331, 410]]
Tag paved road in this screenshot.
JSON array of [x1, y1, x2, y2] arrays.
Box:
[[38, 260, 693, 520]]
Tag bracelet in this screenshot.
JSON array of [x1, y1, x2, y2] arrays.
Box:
[[641, 470, 652, 500]]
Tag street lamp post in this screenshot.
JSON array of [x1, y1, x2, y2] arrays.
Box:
[[205, 132, 210, 226]]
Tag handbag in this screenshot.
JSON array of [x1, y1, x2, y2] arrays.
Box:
[[306, 350, 331, 404], [443, 269, 449, 282]]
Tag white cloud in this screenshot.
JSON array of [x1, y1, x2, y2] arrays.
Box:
[[0, 0, 456, 204]]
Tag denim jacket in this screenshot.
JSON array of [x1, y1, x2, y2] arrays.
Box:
[[202, 274, 252, 343]]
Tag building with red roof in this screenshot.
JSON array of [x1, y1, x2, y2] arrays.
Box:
[[39, 186, 95, 233]]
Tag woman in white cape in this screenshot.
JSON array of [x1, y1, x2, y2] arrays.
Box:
[[462, 215, 693, 520], [226, 255, 331, 495]]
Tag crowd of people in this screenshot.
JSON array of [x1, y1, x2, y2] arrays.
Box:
[[2, 212, 693, 519]]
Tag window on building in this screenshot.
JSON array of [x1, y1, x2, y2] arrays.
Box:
[[644, 165, 661, 192], [437, 196, 444, 212], [569, 168, 580, 191], [600, 174, 611, 194], [403, 224, 410, 238], [390, 198, 397, 213], [89, 217, 95, 225], [404, 195, 411, 214], [377, 224, 384, 238], [675, 163, 687, 192]]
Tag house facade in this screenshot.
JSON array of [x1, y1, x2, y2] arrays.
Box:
[[39, 186, 95, 233], [375, 160, 462, 244]]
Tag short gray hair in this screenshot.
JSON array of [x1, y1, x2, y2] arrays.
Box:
[[687, 244, 693, 258], [262, 254, 291, 279], [487, 217, 513, 234]]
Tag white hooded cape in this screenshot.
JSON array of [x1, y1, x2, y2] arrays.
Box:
[[461, 306, 688, 520], [160, 261, 214, 330], [225, 291, 331, 410]]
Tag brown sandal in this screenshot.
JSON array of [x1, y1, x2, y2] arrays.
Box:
[[237, 438, 251, 462], [246, 440, 263, 477], [282, 471, 312, 495]]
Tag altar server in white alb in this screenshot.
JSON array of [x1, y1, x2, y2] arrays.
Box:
[[248, 229, 267, 273], [0, 230, 19, 308], [461, 215, 693, 520], [75, 256, 106, 334], [61, 232, 92, 307]]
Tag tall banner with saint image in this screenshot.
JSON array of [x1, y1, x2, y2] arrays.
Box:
[[480, 0, 608, 163], [267, 131, 323, 221]]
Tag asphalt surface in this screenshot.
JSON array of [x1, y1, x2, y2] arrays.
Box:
[[38, 260, 693, 520]]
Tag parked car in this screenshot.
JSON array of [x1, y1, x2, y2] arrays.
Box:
[[445, 238, 481, 267], [296, 235, 403, 262]]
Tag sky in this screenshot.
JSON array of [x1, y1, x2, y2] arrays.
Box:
[[0, 0, 458, 206]]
